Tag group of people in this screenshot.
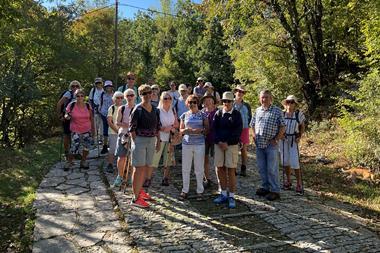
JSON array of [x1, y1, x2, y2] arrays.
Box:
[[56, 72, 306, 209]]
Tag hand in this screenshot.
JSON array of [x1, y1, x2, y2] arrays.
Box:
[[218, 142, 228, 151], [155, 141, 161, 152], [296, 137, 301, 143], [270, 139, 278, 146]]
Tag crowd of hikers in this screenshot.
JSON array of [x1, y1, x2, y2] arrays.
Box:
[[56, 72, 305, 209]]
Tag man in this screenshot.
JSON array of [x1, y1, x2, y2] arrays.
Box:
[[233, 85, 252, 176], [193, 77, 207, 98], [251, 90, 285, 201], [213, 91, 243, 208], [174, 84, 189, 118], [89, 77, 104, 144], [118, 71, 141, 104]]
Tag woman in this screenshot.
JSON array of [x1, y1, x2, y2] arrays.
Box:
[[105, 91, 124, 173], [112, 89, 136, 187], [213, 92, 243, 209], [179, 95, 209, 200], [129, 85, 161, 208], [149, 92, 179, 187], [64, 89, 95, 171], [150, 84, 160, 107], [200, 92, 217, 188], [280, 95, 306, 194], [99, 80, 114, 156]]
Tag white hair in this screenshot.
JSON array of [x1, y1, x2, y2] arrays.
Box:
[[123, 88, 135, 97], [112, 91, 124, 102]]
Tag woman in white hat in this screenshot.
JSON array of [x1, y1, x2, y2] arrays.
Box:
[[280, 95, 306, 194]]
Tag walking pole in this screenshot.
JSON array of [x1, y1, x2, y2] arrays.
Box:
[[122, 140, 131, 193], [94, 113, 100, 158], [59, 133, 63, 169], [282, 139, 285, 189], [297, 143, 304, 195]]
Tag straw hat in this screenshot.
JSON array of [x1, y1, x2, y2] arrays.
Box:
[[200, 91, 216, 104], [178, 84, 187, 91], [234, 85, 246, 92], [281, 95, 299, 105], [221, 91, 234, 101]]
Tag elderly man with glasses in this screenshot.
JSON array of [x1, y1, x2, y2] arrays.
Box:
[[118, 71, 141, 104], [193, 77, 207, 98]]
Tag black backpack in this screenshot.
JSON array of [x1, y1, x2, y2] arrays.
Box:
[[59, 90, 74, 115], [283, 110, 300, 124]]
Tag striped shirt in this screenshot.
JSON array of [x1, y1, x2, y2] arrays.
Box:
[[250, 105, 285, 149]]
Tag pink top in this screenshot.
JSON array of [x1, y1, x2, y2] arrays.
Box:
[[66, 103, 92, 134]]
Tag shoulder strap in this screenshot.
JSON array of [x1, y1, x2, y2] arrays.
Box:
[[100, 91, 105, 107], [295, 110, 300, 124], [111, 104, 115, 115], [120, 105, 126, 122], [90, 87, 95, 99], [85, 102, 90, 111], [69, 101, 76, 112]]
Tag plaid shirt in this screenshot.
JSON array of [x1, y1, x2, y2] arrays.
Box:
[[250, 105, 285, 149]]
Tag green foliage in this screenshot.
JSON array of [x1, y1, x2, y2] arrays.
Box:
[[338, 69, 380, 170]]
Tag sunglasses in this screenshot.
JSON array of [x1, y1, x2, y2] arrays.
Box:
[[127, 77, 135, 80], [189, 101, 198, 105], [152, 88, 159, 90], [141, 91, 152, 96], [163, 97, 172, 100], [286, 100, 295, 104], [71, 85, 79, 88], [76, 94, 84, 98], [222, 100, 232, 103], [236, 90, 245, 94], [197, 80, 203, 83], [126, 94, 135, 97], [116, 97, 124, 99]]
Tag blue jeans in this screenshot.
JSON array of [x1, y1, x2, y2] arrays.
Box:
[[256, 143, 280, 193]]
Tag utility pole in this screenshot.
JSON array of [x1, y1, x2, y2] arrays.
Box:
[[114, 0, 119, 86]]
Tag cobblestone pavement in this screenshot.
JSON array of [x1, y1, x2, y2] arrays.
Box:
[[33, 147, 380, 252]]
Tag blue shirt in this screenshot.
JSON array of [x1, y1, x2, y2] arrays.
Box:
[[233, 101, 249, 128], [250, 105, 285, 149], [175, 97, 188, 119], [180, 110, 206, 145], [99, 92, 114, 117]]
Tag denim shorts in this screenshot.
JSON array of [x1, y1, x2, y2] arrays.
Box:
[[115, 133, 129, 157], [131, 136, 156, 167]]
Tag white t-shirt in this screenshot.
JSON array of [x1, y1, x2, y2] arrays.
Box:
[[107, 105, 121, 135], [159, 107, 176, 142]]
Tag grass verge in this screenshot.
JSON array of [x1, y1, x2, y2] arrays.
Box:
[[0, 137, 60, 252]]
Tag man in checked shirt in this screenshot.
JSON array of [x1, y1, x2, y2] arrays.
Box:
[[251, 90, 286, 201]]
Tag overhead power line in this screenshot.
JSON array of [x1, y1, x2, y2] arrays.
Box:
[[119, 3, 178, 17]]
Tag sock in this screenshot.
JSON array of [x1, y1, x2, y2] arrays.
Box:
[[221, 190, 227, 197], [229, 192, 235, 198]]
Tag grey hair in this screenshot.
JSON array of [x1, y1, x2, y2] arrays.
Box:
[[259, 89, 272, 98], [69, 80, 81, 90], [112, 91, 124, 102]]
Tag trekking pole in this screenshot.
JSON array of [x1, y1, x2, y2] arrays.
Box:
[[59, 133, 63, 168], [297, 143, 304, 195], [282, 140, 285, 189], [94, 113, 100, 158]]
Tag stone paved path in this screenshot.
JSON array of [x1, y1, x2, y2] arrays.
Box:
[[33, 147, 380, 252]]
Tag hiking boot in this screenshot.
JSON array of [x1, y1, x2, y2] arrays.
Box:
[[106, 163, 114, 173], [178, 192, 187, 201], [240, 165, 247, 177], [295, 185, 304, 195], [228, 197, 236, 209], [161, 177, 169, 186], [63, 161, 72, 171], [131, 197, 149, 208], [139, 189, 152, 201], [213, 194, 228, 204], [143, 179, 151, 188], [112, 175, 123, 188], [101, 145, 108, 154], [283, 182, 292, 190], [266, 192, 280, 201], [203, 179, 212, 189], [80, 160, 89, 169], [256, 188, 270, 197]]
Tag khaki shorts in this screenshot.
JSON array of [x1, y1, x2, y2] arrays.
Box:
[[214, 144, 239, 168]]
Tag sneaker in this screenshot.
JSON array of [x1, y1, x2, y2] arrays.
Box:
[[139, 189, 152, 201], [213, 194, 228, 204], [106, 163, 114, 173], [256, 188, 270, 197], [112, 175, 123, 188], [80, 160, 89, 169], [143, 179, 151, 188], [228, 197, 236, 208], [63, 161, 72, 171], [266, 192, 280, 201], [295, 185, 303, 194], [101, 145, 108, 154], [161, 177, 169, 186], [240, 165, 247, 177], [283, 182, 292, 190], [131, 197, 149, 208], [178, 192, 187, 201]]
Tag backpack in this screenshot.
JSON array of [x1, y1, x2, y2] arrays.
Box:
[[59, 90, 74, 115], [65, 101, 91, 120], [242, 100, 252, 124], [283, 110, 300, 124], [119, 105, 135, 123], [120, 84, 127, 93]]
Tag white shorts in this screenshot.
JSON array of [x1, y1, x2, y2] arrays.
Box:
[[279, 138, 300, 169], [108, 134, 118, 154], [214, 144, 239, 168]]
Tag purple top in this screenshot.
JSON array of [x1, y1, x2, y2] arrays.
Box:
[[202, 108, 217, 144]]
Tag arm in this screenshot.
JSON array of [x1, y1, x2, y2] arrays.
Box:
[[56, 97, 68, 120], [270, 125, 285, 145], [116, 106, 128, 128], [89, 106, 95, 136], [296, 123, 305, 142], [128, 108, 138, 141], [107, 115, 118, 133]]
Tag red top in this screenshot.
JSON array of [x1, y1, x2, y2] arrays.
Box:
[[66, 103, 92, 134]]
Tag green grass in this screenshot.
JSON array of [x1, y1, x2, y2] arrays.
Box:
[[0, 137, 60, 252]]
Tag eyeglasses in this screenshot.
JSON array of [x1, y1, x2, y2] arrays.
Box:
[[76, 94, 84, 98], [222, 100, 232, 104], [71, 85, 79, 88], [141, 91, 152, 96], [189, 101, 198, 105], [197, 80, 203, 83], [236, 90, 245, 94], [163, 97, 172, 100], [126, 94, 135, 97], [116, 97, 124, 99], [127, 77, 135, 80], [152, 88, 159, 90], [286, 100, 295, 104]]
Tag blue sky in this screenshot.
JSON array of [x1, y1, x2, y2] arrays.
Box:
[[41, 0, 202, 19]]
